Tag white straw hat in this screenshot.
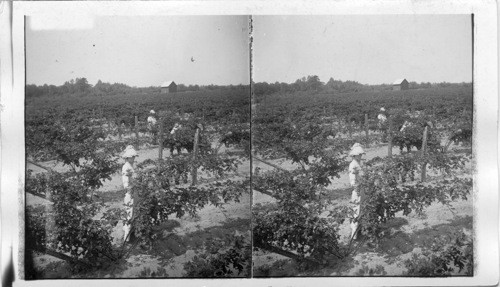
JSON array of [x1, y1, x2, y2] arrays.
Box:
[[380, 107, 386, 112], [122, 145, 138, 158], [349, 143, 365, 156], [150, 110, 155, 114]]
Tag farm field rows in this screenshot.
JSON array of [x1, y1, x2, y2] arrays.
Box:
[[25, 85, 473, 278], [25, 87, 252, 278], [251, 85, 473, 277], [252, 143, 472, 276], [27, 144, 251, 278]]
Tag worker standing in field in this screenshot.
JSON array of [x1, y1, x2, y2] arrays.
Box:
[[121, 145, 138, 243], [349, 143, 365, 240], [147, 110, 158, 143], [377, 107, 388, 142]]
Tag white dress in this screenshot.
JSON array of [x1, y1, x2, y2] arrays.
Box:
[[348, 159, 362, 239], [122, 162, 134, 241]]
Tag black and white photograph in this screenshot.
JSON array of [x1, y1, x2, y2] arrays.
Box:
[[0, 1, 498, 286], [24, 15, 252, 278], [251, 15, 474, 276]]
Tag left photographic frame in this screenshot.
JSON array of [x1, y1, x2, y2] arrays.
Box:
[[24, 15, 252, 279]]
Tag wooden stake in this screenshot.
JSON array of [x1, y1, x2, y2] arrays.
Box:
[[348, 119, 352, 138], [118, 123, 122, 140], [134, 116, 139, 147], [420, 126, 428, 182], [387, 117, 393, 158], [158, 119, 164, 171], [364, 113, 369, 146], [191, 128, 200, 186]]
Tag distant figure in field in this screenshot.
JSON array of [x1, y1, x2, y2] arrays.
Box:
[[377, 107, 388, 142], [395, 110, 437, 153], [121, 145, 138, 243], [147, 110, 157, 126], [348, 143, 365, 240], [147, 110, 158, 143]]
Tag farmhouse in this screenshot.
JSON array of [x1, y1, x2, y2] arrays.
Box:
[[392, 79, 409, 91], [160, 81, 177, 94]]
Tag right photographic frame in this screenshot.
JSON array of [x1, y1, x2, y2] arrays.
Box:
[[251, 15, 474, 277]]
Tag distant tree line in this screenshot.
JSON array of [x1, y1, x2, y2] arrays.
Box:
[[26, 78, 249, 98], [26, 76, 471, 98], [253, 75, 472, 97]]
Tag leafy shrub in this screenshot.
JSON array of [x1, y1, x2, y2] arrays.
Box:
[[404, 231, 473, 276], [184, 235, 251, 278]]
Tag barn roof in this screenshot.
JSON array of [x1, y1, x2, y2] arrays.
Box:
[[161, 81, 176, 87], [392, 79, 407, 85]]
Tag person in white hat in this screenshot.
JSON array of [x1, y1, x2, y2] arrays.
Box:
[[348, 143, 365, 240], [121, 145, 138, 242], [147, 110, 157, 125], [147, 110, 158, 143], [377, 108, 388, 142]]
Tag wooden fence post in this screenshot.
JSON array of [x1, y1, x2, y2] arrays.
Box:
[[364, 113, 369, 146], [158, 119, 164, 172], [420, 126, 428, 182], [134, 116, 139, 147], [387, 117, 393, 158], [118, 123, 122, 140], [191, 128, 200, 186], [347, 119, 352, 138]]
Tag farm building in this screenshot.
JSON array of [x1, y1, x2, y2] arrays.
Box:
[[160, 81, 177, 94], [392, 79, 409, 91]]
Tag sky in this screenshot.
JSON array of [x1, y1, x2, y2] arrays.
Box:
[[27, 15, 472, 87], [26, 16, 250, 87], [252, 15, 472, 85]]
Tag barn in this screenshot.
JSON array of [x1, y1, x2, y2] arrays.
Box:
[[392, 79, 409, 91], [160, 81, 177, 94]]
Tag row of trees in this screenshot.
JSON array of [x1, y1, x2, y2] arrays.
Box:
[[25, 78, 250, 98], [253, 76, 472, 96], [26, 76, 472, 98]]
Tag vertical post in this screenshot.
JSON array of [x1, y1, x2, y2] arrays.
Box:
[[191, 128, 200, 186], [158, 119, 164, 172], [134, 116, 139, 147], [118, 122, 122, 140], [420, 126, 428, 182], [364, 113, 369, 146], [387, 117, 393, 158], [347, 118, 352, 138]]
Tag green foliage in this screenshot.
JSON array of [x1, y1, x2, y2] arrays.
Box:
[[124, 160, 247, 248], [354, 264, 387, 276], [404, 231, 473, 276], [355, 152, 471, 242], [138, 266, 169, 277], [253, 99, 472, 265], [184, 235, 251, 278]]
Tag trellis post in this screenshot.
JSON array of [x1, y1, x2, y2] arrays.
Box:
[[420, 126, 428, 182], [347, 118, 352, 138], [191, 128, 200, 186], [387, 117, 393, 158], [134, 116, 139, 147], [118, 123, 122, 140], [364, 113, 369, 146], [158, 119, 164, 172]]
